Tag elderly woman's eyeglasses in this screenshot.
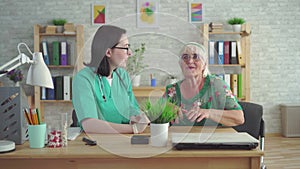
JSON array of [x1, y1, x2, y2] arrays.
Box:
[[112, 44, 131, 54], [181, 53, 202, 62]]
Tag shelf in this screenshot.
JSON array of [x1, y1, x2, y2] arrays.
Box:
[[132, 86, 165, 97], [209, 64, 243, 74], [39, 33, 76, 36], [40, 100, 72, 103], [209, 31, 243, 35], [48, 65, 75, 69]]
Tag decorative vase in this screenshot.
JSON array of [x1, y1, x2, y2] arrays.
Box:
[[150, 123, 169, 147], [15, 82, 20, 87], [232, 24, 242, 32], [56, 26, 64, 33], [131, 75, 141, 87]]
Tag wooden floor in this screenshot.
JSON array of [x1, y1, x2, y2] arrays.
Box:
[[264, 134, 300, 169]]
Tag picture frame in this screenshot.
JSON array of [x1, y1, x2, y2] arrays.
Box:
[[91, 3, 106, 25], [188, 1, 203, 23], [137, 0, 159, 28]]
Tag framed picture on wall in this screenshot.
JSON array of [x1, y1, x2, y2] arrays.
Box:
[[188, 1, 203, 23], [91, 3, 106, 25], [137, 0, 159, 28]]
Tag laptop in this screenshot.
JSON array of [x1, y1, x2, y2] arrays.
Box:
[[172, 132, 259, 150]]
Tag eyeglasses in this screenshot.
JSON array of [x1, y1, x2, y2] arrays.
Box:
[[181, 53, 202, 62], [112, 44, 131, 54]]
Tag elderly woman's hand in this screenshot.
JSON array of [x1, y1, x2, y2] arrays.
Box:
[[181, 104, 210, 122]]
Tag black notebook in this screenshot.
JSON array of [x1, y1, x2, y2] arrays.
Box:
[[172, 132, 259, 150]]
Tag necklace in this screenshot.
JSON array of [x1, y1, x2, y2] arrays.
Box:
[[98, 75, 106, 102]]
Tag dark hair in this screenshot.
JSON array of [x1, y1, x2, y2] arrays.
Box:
[[97, 56, 110, 76]]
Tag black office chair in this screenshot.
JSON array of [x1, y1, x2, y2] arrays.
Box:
[[70, 109, 79, 127], [233, 101, 266, 169]]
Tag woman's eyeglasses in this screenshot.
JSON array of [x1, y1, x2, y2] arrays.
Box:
[[112, 44, 131, 54], [181, 53, 202, 62]]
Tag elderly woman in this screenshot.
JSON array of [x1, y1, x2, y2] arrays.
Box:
[[165, 42, 244, 126], [72, 25, 149, 134]]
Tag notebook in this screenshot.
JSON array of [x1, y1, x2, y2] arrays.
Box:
[[172, 132, 259, 150]]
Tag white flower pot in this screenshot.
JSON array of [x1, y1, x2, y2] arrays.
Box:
[[131, 75, 141, 87], [150, 123, 169, 147], [232, 24, 242, 32]]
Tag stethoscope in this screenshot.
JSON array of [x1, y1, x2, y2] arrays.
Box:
[[97, 74, 106, 102]]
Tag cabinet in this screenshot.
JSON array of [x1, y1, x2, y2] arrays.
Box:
[[33, 24, 84, 121], [201, 23, 251, 101]]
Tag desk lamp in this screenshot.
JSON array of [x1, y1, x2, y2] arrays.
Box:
[[0, 42, 54, 153]]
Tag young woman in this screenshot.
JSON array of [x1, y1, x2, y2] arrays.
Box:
[[72, 25, 149, 134]]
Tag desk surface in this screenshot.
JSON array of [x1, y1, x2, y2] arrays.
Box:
[[0, 126, 264, 169]]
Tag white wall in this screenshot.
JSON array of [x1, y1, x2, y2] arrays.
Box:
[[0, 0, 299, 133]]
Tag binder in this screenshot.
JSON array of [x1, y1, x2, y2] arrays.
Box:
[[224, 74, 231, 89], [47, 77, 55, 100], [237, 40, 244, 65], [52, 41, 60, 65], [230, 41, 237, 64], [238, 74, 243, 98], [60, 41, 68, 65], [230, 74, 238, 97], [224, 41, 230, 64], [41, 41, 50, 65], [217, 41, 224, 64], [209, 40, 216, 64], [41, 87, 46, 100], [55, 76, 63, 100], [63, 76, 71, 100]]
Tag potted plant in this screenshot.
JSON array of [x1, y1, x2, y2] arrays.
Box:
[[52, 18, 67, 33], [126, 43, 148, 87], [227, 17, 245, 32], [6, 69, 23, 86], [140, 98, 178, 146]]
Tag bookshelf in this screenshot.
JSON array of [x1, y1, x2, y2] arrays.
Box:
[[33, 24, 84, 121], [201, 23, 251, 101]]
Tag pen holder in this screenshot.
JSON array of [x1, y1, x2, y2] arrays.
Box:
[[28, 123, 46, 148], [151, 78, 156, 87]]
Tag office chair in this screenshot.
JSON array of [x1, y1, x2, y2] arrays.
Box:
[[233, 101, 266, 169], [70, 109, 79, 127]]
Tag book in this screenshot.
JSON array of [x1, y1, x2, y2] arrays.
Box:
[[238, 74, 243, 98], [60, 41, 68, 65], [217, 41, 224, 64], [52, 41, 60, 65], [55, 76, 63, 100], [208, 40, 216, 64], [224, 41, 230, 64], [63, 76, 71, 100], [230, 41, 238, 64], [237, 40, 244, 65], [224, 74, 231, 89], [41, 87, 46, 100], [41, 41, 50, 65], [230, 74, 238, 97], [46, 77, 55, 100]]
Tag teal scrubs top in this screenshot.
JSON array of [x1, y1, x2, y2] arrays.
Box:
[[72, 67, 140, 126], [165, 75, 242, 126]]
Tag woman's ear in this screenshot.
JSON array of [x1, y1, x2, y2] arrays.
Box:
[[105, 48, 112, 58]]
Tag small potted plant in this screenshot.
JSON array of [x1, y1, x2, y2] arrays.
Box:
[[227, 17, 245, 32], [52, 18, 67, 33], [140, 98, 178, 146], [6, 69, 23, 86], [126, 43, 148, 87]]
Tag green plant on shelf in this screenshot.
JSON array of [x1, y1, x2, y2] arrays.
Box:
[[227, 17, 245, 25], [52, 19, 67, 26], [126, 43, 148, 77]]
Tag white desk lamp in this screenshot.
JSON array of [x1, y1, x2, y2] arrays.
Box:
[[0, 42, 54, 89], [0, 42, 53, 153]]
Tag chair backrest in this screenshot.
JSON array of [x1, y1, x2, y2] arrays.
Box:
[[70, 109, 79, 127], [233, 102, 264, 139]]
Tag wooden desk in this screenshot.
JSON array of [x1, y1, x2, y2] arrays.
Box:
[[0, 127, 263, 169], [132, 86, 165, 97]]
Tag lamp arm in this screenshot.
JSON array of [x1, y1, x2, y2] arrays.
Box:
[[17, 42, 33, 56]]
